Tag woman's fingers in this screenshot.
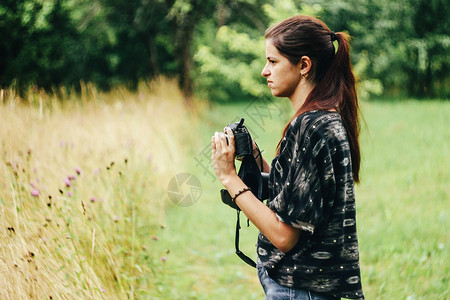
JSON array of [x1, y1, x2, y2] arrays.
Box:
[[211, 129, 235, 160], [211, 129, 238, 182], [225, 127, 234, 148], [214, 132, 223, 151], [211, 135, 216, 154], [218, 131, 229, 149]]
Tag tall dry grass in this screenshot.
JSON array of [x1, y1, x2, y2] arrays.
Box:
[[0, 78, 202, 299]]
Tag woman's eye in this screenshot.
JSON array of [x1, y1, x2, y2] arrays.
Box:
[[269, 60, 276, 64]]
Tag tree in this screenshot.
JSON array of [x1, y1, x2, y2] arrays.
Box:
[[0, 0, 108, 94], [165, 0, 217, 103], [1, 0, 447, 99], [317, 0, 449, 98], [0, 0, 67, 93], [192, 0, 282, 102], [96, 0, 174, 89], [409, 0, 449, 97]]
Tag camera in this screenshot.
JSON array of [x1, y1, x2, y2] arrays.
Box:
[[225, 118, 253, 159]]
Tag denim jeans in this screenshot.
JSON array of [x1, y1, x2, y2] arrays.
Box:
[[257, 265, 339, 300]]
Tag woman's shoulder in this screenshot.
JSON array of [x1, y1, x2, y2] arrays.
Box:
[[289, 110, 341, 136]]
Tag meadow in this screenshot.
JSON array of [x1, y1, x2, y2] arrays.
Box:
[[0, 81, 448, 299]]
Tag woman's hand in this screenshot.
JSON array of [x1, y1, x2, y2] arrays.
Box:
[[211, 127, 238, 185]]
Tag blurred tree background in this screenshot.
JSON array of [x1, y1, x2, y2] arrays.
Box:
[[0, 0, 448, 101]]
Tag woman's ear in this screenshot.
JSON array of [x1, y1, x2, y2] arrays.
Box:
[[298, 56, 312, 77]]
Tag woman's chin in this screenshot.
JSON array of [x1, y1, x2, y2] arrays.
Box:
[[270, 89, 280, 97], [271, 90, 287, 98]]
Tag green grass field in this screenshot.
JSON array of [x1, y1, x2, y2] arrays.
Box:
[[157, 99, 449, 300], [0, 84, 448, 299]]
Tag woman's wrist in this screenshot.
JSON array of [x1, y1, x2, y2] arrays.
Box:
[[231, 187, 251, 202], [221, 173, 242, 190]]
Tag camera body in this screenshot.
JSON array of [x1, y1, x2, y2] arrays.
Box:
[[226, 118, 253, 159]]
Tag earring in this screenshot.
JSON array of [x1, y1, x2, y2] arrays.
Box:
[[301, 73, 309, 79]]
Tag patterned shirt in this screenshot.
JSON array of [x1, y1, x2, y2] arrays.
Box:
[[257, 110, 364, 299]]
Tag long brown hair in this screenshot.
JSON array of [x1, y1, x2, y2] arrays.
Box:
[[266, 16, 361, 183]]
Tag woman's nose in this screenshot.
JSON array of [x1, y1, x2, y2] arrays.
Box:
[[261, 63, 270, 77]]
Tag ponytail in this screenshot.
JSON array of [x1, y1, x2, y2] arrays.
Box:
[[328, 32, 361, 183], [269, 16, 361, 183]]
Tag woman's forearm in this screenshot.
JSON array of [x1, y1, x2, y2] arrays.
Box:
[[222, 175, 300, 253]]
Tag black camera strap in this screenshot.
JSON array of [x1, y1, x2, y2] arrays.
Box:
[[220, 154, 263, 268], [235, 146, 263, 268], [233, 146, 266, 268], [235, 209, 257, 268]]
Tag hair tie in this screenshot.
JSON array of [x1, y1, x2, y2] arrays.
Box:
[[330, 31, 337, 42]]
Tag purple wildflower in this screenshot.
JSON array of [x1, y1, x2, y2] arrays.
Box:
[[75, 167, 82, 175], [68, 175, 77, 181], [90, 197, 97, 203], [161, 256, 167, 262], [63, 178, 71, 187], [31, 189, 40, 197], [67, 192, 73, 197]]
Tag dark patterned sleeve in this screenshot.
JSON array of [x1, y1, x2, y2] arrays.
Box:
[[270, 122, 337, 236]]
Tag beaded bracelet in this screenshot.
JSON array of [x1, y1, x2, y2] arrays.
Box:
[[231, 187, 251, 202]]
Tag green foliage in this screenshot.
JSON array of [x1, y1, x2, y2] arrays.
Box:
[[0, 0, 448, 99], [0, 0, 81, 91], [192, 0, 304, 102], [191, 0, 418, 102], [317, 0, 450, 98], [0, 0, 176, 93], [263, 0, 320, 26], [193, 23, 268, 101]]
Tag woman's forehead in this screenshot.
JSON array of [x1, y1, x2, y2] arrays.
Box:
[[265, 40, 280, 57]]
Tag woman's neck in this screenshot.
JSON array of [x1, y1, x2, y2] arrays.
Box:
[[289, 80, 316, 111]]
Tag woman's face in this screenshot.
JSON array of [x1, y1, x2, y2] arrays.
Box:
[[261, 39, 301, 98]]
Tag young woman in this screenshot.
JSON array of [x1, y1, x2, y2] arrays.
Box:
[[211, 15, 364, 300]]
